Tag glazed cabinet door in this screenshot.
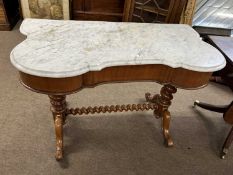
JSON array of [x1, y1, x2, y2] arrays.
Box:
[[124, 0, 187, 23]]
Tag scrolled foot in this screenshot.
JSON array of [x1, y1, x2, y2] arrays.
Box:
[[162, 110, 174, 147], [163, 126, 174, 147]]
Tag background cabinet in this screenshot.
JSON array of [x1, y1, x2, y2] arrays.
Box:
[[0, 0, 20, 30], [72, 0, 187, 23], [72, 0, 127, 21], [124, 0, 187, 23]]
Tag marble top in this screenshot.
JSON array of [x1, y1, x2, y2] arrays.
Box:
[[10, 19, 226, 78]]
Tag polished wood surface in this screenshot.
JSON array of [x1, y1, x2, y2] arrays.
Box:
[[18, 64, 214, 160], [146, 84, 177, 146], [72, 0, 125, 21], [46, 84, 178, 160], [72, 0, 186, 23], [66, 103, 158, 115], [49, 95, 67, 160], [19, 64, 212, 95]]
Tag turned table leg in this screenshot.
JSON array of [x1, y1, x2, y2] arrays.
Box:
[[49, 95, 67, 160], [146, 84, 177, 146]]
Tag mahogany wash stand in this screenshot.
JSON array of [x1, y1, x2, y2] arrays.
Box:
[[10, 19, 226, 160]]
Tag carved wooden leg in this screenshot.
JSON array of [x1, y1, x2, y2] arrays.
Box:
[[159, 85, 177, 146], [221, 127, 233, 159], [146, 84, 177, 146], [49, 95, 66, 160]]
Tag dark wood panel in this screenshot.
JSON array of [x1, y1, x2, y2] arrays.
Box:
[[85, 0, 125, 13], [72, 0, 84, 11], [166, 0, 186, 23], [72, 0, 124, 21], [72, 11, 123, 21]]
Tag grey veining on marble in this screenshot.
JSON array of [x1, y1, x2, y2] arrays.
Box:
[[10, 18, 226, 78]]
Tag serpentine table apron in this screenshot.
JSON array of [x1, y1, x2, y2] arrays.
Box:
[[10, 19, 226, 160]]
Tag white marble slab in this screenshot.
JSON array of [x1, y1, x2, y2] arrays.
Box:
[[10, 19, 226, 78]]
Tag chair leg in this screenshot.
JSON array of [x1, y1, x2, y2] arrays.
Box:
[[194, 100, 228, 113], [221, 127, 233, 159]]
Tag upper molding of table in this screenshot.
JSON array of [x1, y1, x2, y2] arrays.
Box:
[[10, 19, 226, 78]]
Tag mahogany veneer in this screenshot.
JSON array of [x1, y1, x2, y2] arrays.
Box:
[[19, 64, 213, 160], [19, 65, 212, 94]]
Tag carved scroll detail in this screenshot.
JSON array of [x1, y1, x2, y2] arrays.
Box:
[[146, 84, 177, 116], [66, 103, 158, 116]]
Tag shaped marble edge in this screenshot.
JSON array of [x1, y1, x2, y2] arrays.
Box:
[[19, 18, 201, 37], [10, 19, 226, 78]]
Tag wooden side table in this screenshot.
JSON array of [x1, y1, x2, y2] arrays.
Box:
[[194, 35, 233, 159], [10, 19, 226, 160]]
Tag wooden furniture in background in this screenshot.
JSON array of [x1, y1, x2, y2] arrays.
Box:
[[123, 0, 187, 23], [72, 0, 125, 21], [194, 35, 233, 159], [194, 101, 233, 159], [72, 0, 187, 23], [207, 36, 233, 90], [180, 0, 196, 25], [0, 0, 20, 30]]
